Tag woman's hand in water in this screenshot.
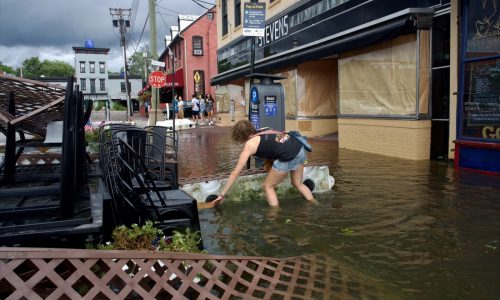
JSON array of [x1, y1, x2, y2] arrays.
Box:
[[212, 194, 225, 206]]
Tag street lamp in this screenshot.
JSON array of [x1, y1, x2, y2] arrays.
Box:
[[168, 47, 176, 145], [143, 52, 148, 87]]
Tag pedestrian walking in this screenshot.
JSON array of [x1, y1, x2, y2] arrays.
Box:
[[178, 96, 184, 119], [191, 94, 200, 124], [173, 94, 179, 119], [199, 94, 206, 125], [206, 93, 214, 125]]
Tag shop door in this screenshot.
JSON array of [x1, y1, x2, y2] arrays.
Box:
[[430, 14, 451, 160]]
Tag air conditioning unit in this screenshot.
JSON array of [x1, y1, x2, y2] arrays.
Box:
[[193, 49, 203, 56]]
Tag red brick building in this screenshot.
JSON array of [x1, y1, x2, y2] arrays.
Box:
[[159, 9, 217, 103]]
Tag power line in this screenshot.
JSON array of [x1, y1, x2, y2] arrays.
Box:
[[132, 13, 149, 56], [156, 4, 182, 15], [109, 8, 133, 117], [192, 0, 213, 10], [192, 0, 210, 10], [195, 0, 215, 5]]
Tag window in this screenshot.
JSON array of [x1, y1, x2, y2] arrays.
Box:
[[99, 62, 105, 73], [234, 0, 241, 27], [192, 36, 203, 56], [121, 82, 131, 92], [89, 62, 95, 73], [80, 61, 85, 73], [90, 78, 96, 93], [459, 0, 500, 141], [80, 78, 86, 90], [99, 79, 106, 91], [222, 0, 228, 36]]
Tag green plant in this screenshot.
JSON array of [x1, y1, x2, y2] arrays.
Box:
[[138, 91, 152, 103], [85, 130, 99, 143], [85, 130, 100, 153], [110, 221, 162, 250], [163, 228, 206, 253], [112, 101, 127, 111], [95, 221, 205, 253]]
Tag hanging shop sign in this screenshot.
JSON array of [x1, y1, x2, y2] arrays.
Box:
[[193, 70, 205, 95]]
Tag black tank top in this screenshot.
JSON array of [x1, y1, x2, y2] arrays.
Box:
[[255, 133, 302, 161]]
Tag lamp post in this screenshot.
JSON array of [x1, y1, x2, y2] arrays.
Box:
[[143, 52, 148, 87], [169, 47, 176, 142]]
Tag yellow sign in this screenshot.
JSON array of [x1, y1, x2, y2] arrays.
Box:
[[194, 71, 201, 84]]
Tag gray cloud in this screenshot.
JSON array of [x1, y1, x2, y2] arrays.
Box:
[[0, 0, 206, 71]]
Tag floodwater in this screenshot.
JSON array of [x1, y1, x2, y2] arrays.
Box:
[[177, 126, 500, 300]]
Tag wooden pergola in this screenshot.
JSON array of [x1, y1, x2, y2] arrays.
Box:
[[0, 74, 66, 137]]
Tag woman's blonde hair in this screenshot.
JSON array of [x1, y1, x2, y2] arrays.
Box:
[[231, 120, 257, 143]]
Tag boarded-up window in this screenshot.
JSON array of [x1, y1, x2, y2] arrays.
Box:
[[339, 34, 419, 115], [296, 60, 338, 117]]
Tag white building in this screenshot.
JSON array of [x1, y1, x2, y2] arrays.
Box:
[[72, 45, 110, 101], [108, 74, 142, 106]]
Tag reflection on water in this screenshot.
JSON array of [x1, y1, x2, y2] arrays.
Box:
[[177, 127, 500, 300]]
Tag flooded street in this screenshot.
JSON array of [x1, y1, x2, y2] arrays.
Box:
[[177, 126, 500, 300]]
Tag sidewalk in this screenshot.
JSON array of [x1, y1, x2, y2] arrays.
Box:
[[90, 110, 220, 130]]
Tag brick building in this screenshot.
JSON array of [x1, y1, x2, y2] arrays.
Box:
[[159, 10, 218, 106]]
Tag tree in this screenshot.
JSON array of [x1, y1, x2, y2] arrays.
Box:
[[0, 62, 16, 75], [127, 48, 152, 78], [40, 60, 74, 77], [18, 57, 74, 78], [19, 57, 42, 78]]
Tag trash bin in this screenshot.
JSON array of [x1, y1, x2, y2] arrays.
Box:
[[132, 99, 140, 112]]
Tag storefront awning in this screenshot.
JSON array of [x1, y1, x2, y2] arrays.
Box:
[[138, 69, 184, 95], [211, 8, 432, 86], [165, 69, 184, 88]]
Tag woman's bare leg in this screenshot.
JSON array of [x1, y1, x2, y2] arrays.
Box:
[[291, 164, 315, 202], [263, 169, 288, 207]]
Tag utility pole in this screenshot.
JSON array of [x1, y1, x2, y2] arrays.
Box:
[[148, 0, 159, 126], [110, 8, 133, 118]]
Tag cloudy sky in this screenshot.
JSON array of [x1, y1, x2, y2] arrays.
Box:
[[0, 0, 208, 72]]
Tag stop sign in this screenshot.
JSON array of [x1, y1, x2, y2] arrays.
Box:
[[148, 70, 166, 88]]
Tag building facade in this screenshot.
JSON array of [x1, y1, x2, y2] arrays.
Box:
[[159, 10, 218, 106], [211, 0, 499, 173], [453, 0, 500, 174], [72, 46, 110, 101], [108, 74, 142, 104]]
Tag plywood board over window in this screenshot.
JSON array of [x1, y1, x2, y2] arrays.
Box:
[[339, 34, 419, 116], [418, 30, 430, 116], [274, 68, 297, 118], [296, 60, 338, 117]]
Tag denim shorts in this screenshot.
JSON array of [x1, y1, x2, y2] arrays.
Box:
[[272, 147, 306, 172]]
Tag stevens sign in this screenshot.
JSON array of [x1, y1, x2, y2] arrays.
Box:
[[258, 15, 289, 47]]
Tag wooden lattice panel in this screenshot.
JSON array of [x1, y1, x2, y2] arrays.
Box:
[[0, 248, 388, 300]]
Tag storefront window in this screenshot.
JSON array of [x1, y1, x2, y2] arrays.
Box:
[[461, 58, 500, 141], [459, 0, 500, 142], [465, 0, 500, 59]]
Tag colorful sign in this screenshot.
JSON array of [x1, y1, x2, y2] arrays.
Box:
[[243, 2, 266, 37], [264, 95, 277, 116]]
